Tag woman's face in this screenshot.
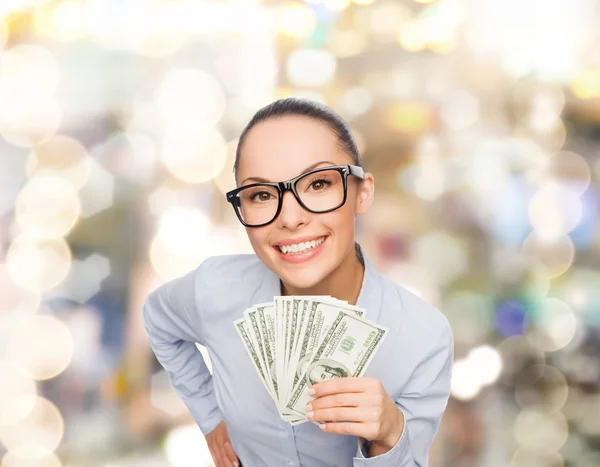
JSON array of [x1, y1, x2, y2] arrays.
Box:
[[236, 115, 374, 290]]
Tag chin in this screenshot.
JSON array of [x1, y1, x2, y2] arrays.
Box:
[[279, 269, 325, 291]]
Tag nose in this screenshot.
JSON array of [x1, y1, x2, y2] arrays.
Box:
[[277, 190, 308, 230]]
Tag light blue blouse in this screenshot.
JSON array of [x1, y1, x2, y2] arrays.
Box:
[[142, 245, 454, 466]]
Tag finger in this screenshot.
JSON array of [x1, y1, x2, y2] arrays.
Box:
[[223, 441, 240, 467], [319, 421, 373, 438], [208, 445, 223, 467], [309, 392, 369, 411], [311, 377, 381, 397], [309, 406, 377, 423]]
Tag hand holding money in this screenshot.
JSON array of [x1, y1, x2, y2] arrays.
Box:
[[234, 296, 388, 425], [306, 377, 405, 456]]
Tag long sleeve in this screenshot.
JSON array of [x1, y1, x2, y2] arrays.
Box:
[[142, 267, 223, 435], [353, 319, 454, 467]]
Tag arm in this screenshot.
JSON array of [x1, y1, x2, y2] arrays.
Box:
[[142, 267, 223, 435], [354, 321, 454, 466], [308, 320, 454, 467]]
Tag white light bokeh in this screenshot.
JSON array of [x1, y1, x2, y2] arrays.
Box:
[[275, 3, 316, 38], [15, 175, 81, 240], [440, 90, 479, 130], [26, 135, 91, 191], [0, 265, 41, 330], [529, 181, 582, 241], [155, 69, 227, 126], [527, 298, 578, 352], [6, 235, 72, 293], [0, 445, 63, 467], [0, 361, 37, 426], [467, 345, 503, 386], [8, 314, 74, 380], [286, 48, 337, 87], [521, 233, 575, 278], [514, 410, 569, 454], [515, 364, 569, 414], [451, 358, 482, 401], [164, 424, 213, 467], [160, 125, 227, 184], [0, 395, 64, 453]]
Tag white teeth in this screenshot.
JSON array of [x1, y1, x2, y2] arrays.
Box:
[[278, 237, 325, 255]]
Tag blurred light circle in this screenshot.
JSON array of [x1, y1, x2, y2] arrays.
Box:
[[8, 315, 74, 381], [440, 90, 479, 130], [385, 102, 433, 132], [328, 30, 368, 58], [0, 361, 37, 426], [442, 291, 494, 345], [160, 125, 227, 184], [0, 44, 60, 96], [515, 364, 568, 414], [287, 48, 336, 87], [515, 120, 567, 153], [527, 298, 577, 352], [15, 176, 80, 240], [571, 70, 600, 99], [541, 151, 591, 196], [450, 359, 481, 401], [0, 396, 64, 453], [156, 69, 226, 126], [6, 235, 72, 293], [0, 445, 62, 467], [0, 98, 62, 148], [529, 181, 582, 240], [26, 135, 91, 191], [467, 345, 503, 386], [521, 233, 574, 278], [213, 139, 238, 196], [275, 3, 316, 38], [34, 1, 88, 42], [0, 265, 40, 329], [510, 449, 564, 467], [397, 20, 426, 52], [157, 206, 210, 258], [125, 3, 186, 58], [511, 80, 565, 132], [165, 424, 213, 467], [513, 410, 568, 454], [151, 207, 213, 281], [339, 87, 373, 118]]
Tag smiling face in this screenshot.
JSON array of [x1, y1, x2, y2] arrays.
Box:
[[236, 115, 374, 291]]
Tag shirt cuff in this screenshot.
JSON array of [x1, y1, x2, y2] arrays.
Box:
[[353, 424, 410, 466]]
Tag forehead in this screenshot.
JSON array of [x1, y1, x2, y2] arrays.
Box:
[[238, 115, 350, 182]]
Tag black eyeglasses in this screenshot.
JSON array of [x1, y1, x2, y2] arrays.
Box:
[[226, 165, 364, 227]]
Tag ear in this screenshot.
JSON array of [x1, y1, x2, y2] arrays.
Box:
[[355, 172, 374, 215]]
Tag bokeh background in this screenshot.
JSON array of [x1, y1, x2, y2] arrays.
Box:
[[1, 0, 600, 466]]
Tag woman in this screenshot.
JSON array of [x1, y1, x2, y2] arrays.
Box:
[[143, 98, 454, 466]]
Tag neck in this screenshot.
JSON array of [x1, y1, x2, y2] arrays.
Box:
[[280, 243, 365, 306]]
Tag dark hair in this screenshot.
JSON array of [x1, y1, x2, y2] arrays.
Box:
[[233, 97, 362, 180]]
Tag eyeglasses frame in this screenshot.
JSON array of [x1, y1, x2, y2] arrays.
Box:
[[225, 164, 365, 228]]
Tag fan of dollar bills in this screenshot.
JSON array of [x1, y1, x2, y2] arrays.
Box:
[[234, 296, 388, 425]]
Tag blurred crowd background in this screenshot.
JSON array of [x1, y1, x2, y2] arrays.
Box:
[[1, 0, 599, 466]]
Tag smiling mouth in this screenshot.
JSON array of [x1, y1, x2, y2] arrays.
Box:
[[276, 236, 326, 255]]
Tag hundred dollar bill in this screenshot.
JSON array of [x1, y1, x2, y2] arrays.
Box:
[[234, 317, 277, 404], [255, 304, 278, 399], [286, 310, 387, 417], [289, 299, 366, 393]]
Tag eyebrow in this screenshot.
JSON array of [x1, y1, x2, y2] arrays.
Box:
[[240, 160, 338, 186]]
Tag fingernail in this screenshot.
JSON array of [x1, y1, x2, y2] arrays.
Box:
[[234, 462, 239, 467], [320, 424, 326, 430], [306, 403, 313, 411], [306, 411, 314, 419], [308, 388, 316, 395]]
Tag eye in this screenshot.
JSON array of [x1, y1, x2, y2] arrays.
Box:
[[250, 191, 275, 202], [309, 178, 331, 191]]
